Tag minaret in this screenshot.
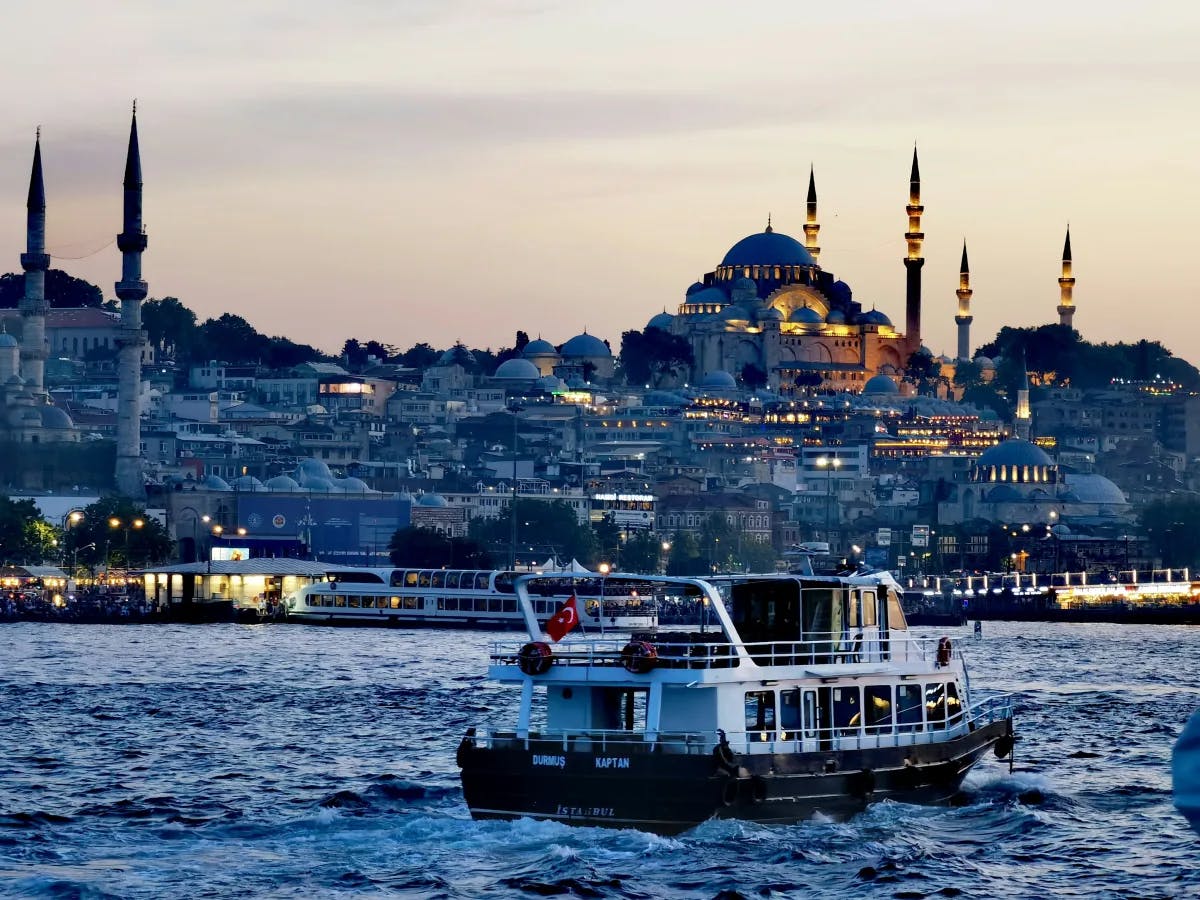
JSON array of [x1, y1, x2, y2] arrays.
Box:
[[19, 130, 50, 399], [803, 165, 821, 264], [115, 106, 148, 499], [1057, 226, 1075, 328], [904, 146, 924, 353], [1015, 353, 1032, 441], [955, 241, 973, 361]]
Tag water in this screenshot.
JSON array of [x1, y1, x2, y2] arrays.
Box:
[[1, 621, 1197, 899]]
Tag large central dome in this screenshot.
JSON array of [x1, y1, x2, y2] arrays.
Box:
[[721, 229, 816, 269]]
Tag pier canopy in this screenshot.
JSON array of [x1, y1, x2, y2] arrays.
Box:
[[141, 558, 331, 609]]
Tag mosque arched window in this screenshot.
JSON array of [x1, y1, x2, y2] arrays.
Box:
[[743, 267, 750, 278], [774, 266, 781, 279]]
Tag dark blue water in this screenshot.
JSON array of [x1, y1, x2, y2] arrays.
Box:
[[1, 621, 1197, 899]]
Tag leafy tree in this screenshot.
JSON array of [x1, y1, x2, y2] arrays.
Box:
[[194, 314, 269, 364], [341, 338, 365, 369], [666, 530, 705, 576], [399, 342, 439, 369], [740, 363, 768, 390], [0, 269, 104, 309], [952, 359, 982, 390], [61, 498, 172, 569], [388, 526, 493, 569], [619, 327, 694, 386], [141, 297, 198, 357], [1140, 498, 1200, 568], [0, 496, 54, 564], [618, 531, 667, 574], [470, 499, 597, 568], [592, 514, 622, 566], [263, 336, 324, 369], [961, 384, 1011, 421]]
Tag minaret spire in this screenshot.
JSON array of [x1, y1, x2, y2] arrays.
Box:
[[803, 164, 821, 264], [115, 105, 148, 499], [1015, 351, 1032, 441], [19, 129, 50, 398], [955, 240, 973, 361], [904, 144, 925, 353], [1057, 225, 1075, 329]]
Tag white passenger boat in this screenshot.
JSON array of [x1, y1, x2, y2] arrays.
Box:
[[284, 567, 657, 631], [457, 571, 1016, 833]]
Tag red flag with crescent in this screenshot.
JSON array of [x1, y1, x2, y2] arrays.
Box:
[[545, 594, 580, 642]]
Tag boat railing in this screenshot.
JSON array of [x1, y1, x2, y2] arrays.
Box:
[[490, 632, 962, 670], [471, 693, 1013, 755]]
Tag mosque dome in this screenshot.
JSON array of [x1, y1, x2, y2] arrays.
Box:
[[647, 311, 675, 330], [336, 476, 372, 492], [986, 484, 1021, 503], [301, 477, 338, 493], [858, 309, 893, 327], [1051, 523, 1072, 536], [789, 305, 823, 325], [39, 406, 75, 429], [0, 332, 17, 348], [700, 370, 737, 390], [732, 276, 757, 292], [417, 493, 449, 507], [523, 338, 557, 357], [686, 286, 728, 309], [493, 358, 541, 379], [758, 306, 785, 322], [265, 475, 301, 492], [438, 345, 476, 366], [296, 458, 335, 482], [974, 355, 996, 370], [825, 309, 846, 325], [685, 282, 706, 296], [1063, 473, 1128, 505], [828, 280, 852, 305], [720, 305, 750, 322], [721, 230, 816, 268], [560, 332, 611, 358], [862, 374, 899, 395], [537, 374, 568, 392], [231, 475, 266, 491], [977, 439, 1053, 469], [203, 474, 231, 490]]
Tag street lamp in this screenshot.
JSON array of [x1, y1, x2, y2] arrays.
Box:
[[597, 562, 611, 634], [815, 455, 842, 545], [660, 540, 671, 575], [209, 525, 223, 574], [72, 542, 95, 577]]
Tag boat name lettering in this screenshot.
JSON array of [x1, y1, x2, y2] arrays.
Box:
[[594, 756, 631, 769], [533, 754, 566, 768], [557, 804, 615, 818]]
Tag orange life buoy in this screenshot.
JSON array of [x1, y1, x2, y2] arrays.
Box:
[[517, 641, 554, 676], [620, 640, 658, 674], [936, 636, 953, 667]]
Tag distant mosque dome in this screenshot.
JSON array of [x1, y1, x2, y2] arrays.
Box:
[[720, 305, 750, 322], [758, 306, 785, 322], [0, 332, 17, 348], [971, 439, 1057, 486], [335, 476, 372, 492], [231, 475, 266, 491], [688, 286, 727, 307], [39, 406, 74, 429], [560, 332, 611, 358], [537, 374, 568, 392], [265, 475, 300, 492], [647, 311, 675, 330], [700, 370, 738, 390], [974, 355, 996, 370], [493, 358, 541, 380], [862, 374, 899, 395], [828, 280, 852, 305], [203, 474, 231, 490], [417, 493, 449, 507], [789, 305, 824, 325], [295, 458, 335, 482], [1062, 473, 1128, 505], [522, 338, 557, 357], [977, 439, 1054, 469], [438, 345, 476, 366], [858, 309, 893, 327], [732, 276, 757, 292], [825, 309, 846, 325], [721, 230, 816, 269], [685, 282, 706, 296]]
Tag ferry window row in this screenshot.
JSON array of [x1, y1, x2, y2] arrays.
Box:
[[744, 681, 963, 741], [389, 570, 495, 590]]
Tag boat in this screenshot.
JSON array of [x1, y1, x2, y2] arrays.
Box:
[[457, 571, 1015, 834], [284, 566, 658, 631]]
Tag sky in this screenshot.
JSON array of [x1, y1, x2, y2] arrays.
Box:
[[0, 0, 1197, 363]]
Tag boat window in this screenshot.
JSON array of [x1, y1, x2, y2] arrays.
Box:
[[833, 686, 861, 734], [848, 592, 859, 629], [896, 684, 923, 731], [390, 596, 401, 609], [348, 596, 361, 608], [404, 596, 419, 610], [780, 689, 802, 740], [503, 598, 518, 613], [945, 682, 963, 724], [488, 596, 503, 612], [443, 597, 458, 611], [404, 571, 419, 588], [862, 591, 877, 627], [418, 571, 432, 588], [334, 595, 346, 607], [431, 572, 445, 589], [744, 690, 776, 742], [390, 570, 404, 587], [494, 572, 515, 593], [863, 684, 892, 733], [449, 572, 464, 590], [886, 590, 908, 631], [926, 682, 948, 729]]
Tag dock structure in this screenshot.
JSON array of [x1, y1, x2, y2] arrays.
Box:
[[141, 558, 330, 616]]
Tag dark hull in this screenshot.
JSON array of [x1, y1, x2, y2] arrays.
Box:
[[459, 719, 1011, 834]]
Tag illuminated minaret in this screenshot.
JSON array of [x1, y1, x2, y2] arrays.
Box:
[[1057, 226, 1075, 328], [803, 165, 820, 264], [115, 106, 148, 499], [904, 146, 924, 352], [955, 241, 973, 361], [1015, 353, 1032, 441], [19, 130, 50, 399]]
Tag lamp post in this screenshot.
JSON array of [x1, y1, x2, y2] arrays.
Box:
[[72, 542, 95, 578], [597, 561, 610, 635], [815, 455, 842, 547], [508, 404, 523, 571], [660, 540, 671, 575], [208, 525, 223, 574]]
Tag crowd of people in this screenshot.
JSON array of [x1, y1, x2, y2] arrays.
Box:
[[1, 584, 159, 623]]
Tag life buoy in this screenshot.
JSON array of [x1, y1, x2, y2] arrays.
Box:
[[517, 641, 553, 676], [936, 636, 953, 667], [620, 640, 658, 674]]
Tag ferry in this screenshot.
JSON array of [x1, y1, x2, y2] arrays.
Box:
[[284, 567, 657, 631], [457, 571, 1015, 833]]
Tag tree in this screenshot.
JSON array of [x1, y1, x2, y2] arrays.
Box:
[[0, 269, 104, 309], [141, 297, 198, 357], [387, 527, 493, 569], [952, 359, 983, 390], [740, 363, 768, 390], [1140, 498, 1200, 568], [0, 496, 54, 564], [399, 342, 439, 369], [619, 328, 694, 386], [193, 314, 269, 364], [470, 499, 596, 567], [62, 498, 172, 569], [666, 530, 705, 576], [618, 531, 665, 574]]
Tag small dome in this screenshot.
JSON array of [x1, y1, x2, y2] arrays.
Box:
[[758, 306, 784, 322], [494, 358, 541, 380], [438, 345, 476, 366], [700, 370, 737, 390], [858, 309, 893, 327], [336, 476, 372, 492], [566, 375, 589, 389], [560, 332, 611, 358], [732, 277, 757, 292], [1062, 474, 1128, 505], [265, 475, 301, 491], [685, 282, 706, 296], [301, 477, 337, 493], [974, 355, 996, 370], [986, 484, 1021, 502], [0, 332, 17, 348], [862, 374, 899, 395], [977, 439, 1054, 469], [39, 406, 75, 429], [537, 375, 568, 392], [1051, 523, 1072, 536], [825, 309, 846, 325], [829, 280, 852, 305], [721, 230, 816, 268], [720, 305, 750, 322], [417, 493, 448, 507], [789, 305, 824, 325], [647, 312, 675, 330], [296, 458, 335, 482], [203, 474, 231, 490], [231, 475, 266, 491], [523, 339, 557, 357], [688, 286, 728, 307]]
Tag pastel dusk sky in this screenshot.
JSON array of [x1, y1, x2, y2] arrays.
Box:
[[1, 1, 1197, 363]]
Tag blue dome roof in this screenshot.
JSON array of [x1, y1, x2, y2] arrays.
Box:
[[720, 305, 750, 321], [986, 484, 1022, 503], [789, 305, 823, 325], [758, 306, 784, 322], [417, 493, 448, 507], [265, 475, 300, 491], [296, 458, 335, 481], [977, 439, 1053, 469], [647, 312, 675, 330], [0, 332, 17, 348], [523, 339, 557, 357], [687, 286, 727, 307], [721, 231, 816, 268], [858, 309, 893, 327], [685, 282, 706, 296], [1063, 474, 1127, 505], [231, 475, 266, 491], [862, 374, 899, 395], [825, 309, 846, 324], [203, 474, 231, 490], [829, 280, 852, 305], [494, 358, 541, 379], [700, 370, 737, 390], [560, 332, 611, 358]]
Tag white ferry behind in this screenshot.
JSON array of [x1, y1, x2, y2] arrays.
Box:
[[457, 571, 1016, 833], [285, 567, 657, 631]]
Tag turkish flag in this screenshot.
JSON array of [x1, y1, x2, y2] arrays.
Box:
[[545, 594, 580, 642]]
